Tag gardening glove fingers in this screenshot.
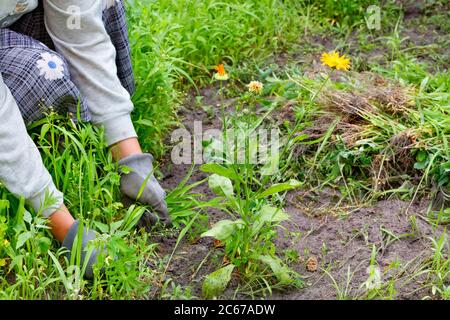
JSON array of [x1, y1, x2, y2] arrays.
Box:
[[119, 153, 172, 228], [61, 220, 105, 280], [122, 194, 172, 230]]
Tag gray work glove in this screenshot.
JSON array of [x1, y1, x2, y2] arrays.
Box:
[[62, 220, 103, 280], [119, 153, 172, 229]]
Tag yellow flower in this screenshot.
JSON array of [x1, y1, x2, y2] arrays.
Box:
[[247, 81, 263, 94], [335, 55, 350, 71], [321, 51, 338, 68], [214, 64, 229, 81], [321, 51, 350, 71], [105, 255, 112, 266], [3, 239, 9, 247]]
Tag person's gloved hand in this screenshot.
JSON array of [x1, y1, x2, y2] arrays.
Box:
[[119, 153, 172, 229], [62, 220, 104, 280]]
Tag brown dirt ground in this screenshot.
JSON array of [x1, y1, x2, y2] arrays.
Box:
[[273, 191, 448, 300]]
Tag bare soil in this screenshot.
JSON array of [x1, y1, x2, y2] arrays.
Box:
[[273, 191, 448, 300]]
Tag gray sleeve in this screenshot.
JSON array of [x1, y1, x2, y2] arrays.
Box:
[[0, 74, 63, 218], [43, 0, 137, 146]]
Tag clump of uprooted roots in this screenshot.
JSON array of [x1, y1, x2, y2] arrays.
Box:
[[371, 130, 421, 190], [313, 73, 418, 148], [297, 73, 424, 191], [321, 90, 374, 124], [369, 84, 416, 116], [320, 72, 416, 121]]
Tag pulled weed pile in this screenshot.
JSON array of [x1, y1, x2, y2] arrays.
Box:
[[285, 71, 449, 206]]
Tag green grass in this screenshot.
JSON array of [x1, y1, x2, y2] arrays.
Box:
[[127, 0, 306, 157], [0, 0, 449, 300]]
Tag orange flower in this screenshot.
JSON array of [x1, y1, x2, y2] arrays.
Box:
[[214, 63, 229, 81], [215, 64, 226, 76]]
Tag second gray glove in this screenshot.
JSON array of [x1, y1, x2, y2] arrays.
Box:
[[119, 153, 172, 229], [62, 220, 103, 280]]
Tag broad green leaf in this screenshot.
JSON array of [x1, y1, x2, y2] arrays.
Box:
[[414, 160, 428, 170], [259, 205, 289, 223], [200, 164, 238, 180], [201, 219, 243, 241], [23, 210, 33, 225], [257, 179, 302, 199], [252, 205, 289, 235], [110, 220, 123, 234], [135, 119, 153, 127], [416, 150, 427, 162], [94, 221, 109, 233], [202, 264, 235, 299], [9, 254, 24, 271], [208, 174, 234, 197], [38, 237, 51, 253], [257, 254, 292, 285], [292, 134, 309, 143], [40, 123, 51, 140], [16, 231, 32, 249], [14, 197, 26, 228], [442, 161, 450, 171]]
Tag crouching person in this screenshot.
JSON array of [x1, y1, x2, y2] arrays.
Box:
[[0, 0, 170, 278]]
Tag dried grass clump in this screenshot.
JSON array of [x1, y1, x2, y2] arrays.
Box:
[[320, 89, 374, 124], [371, 130, 421, 190], [318, 74, 422, 189], [336, 121, 368, 148], [389, 130, 419, 160], [320, 73, 415, 121], [369, 85, 416, 116], [295, 74, 423, 187]]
